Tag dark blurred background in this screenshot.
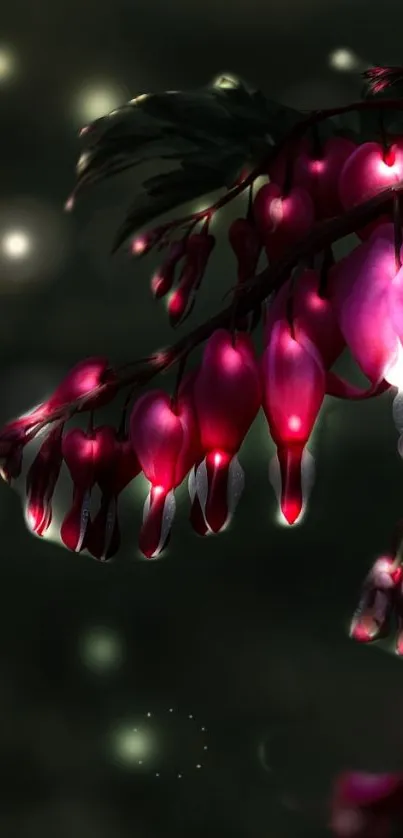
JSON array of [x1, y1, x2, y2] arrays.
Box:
[[1, 2, 403, 836]]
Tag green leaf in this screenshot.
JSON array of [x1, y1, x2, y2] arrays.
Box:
[[71, 75, 306, 250]]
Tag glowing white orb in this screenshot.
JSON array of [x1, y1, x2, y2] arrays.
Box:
[[75, 82, 127, 124], [111, 724, 156, 767], [329, 48, 361, 72], [79, 626, 124, 673], [1, 230, 31, 260], [0, 48, 16, 81], [0, 198, 71, 289]]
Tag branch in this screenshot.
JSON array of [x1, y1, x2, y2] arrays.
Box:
[[20, 179, 403, 440], [130, 95, 403, 250]]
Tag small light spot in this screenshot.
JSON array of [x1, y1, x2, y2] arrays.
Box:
[[132, 236, 148, 255], [74, 82, 127, 124], [64, 196, 75, 212], [0, 48, 16, 81], [288, 414, 302, 432], [328, 48, 362, 72], [2, 230, 31, 260]]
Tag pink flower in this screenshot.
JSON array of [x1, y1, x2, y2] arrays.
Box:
[[24, 423, 64, 536], [331, 771, 403, 837], [190, 329, 261, 534], [130, 385, 199, 558], [60, 428, 116, 553], [86, 428, 141, 561], [261, 320, 325, 524]]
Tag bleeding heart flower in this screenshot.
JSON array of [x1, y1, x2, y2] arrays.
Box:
[[265, 268, 345, 369], [253, 183, 315, 262], [24, 422, 64, 537], [151, 239, 187, 299], [130, 386, 199, 558], [0, 419, 40, 483], [350, 556, 401, 644], [261, 320, 325, 525], [86, 428, 141, 561], [167, 232, 215, 326], [190, 329, 261, 534], [329, 225, 402, 387], [0, 357, 117, 485], [60, 427, 115, 553], [331, 771, 403, 837], [339, 140, 403, 239], [270, 136, 356, 219], [48, 357, 117, 412]]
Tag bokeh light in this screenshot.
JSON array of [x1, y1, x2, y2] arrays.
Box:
[[0, 47, 17, 81], [0, 199, 72, 290], [79, 626, 125, 674], [112, 724, 157, 767], [328, 48, 363, 72], [108, 708, 209, 778], [73, 80, 128, 125], [1, 230, 31, 260]]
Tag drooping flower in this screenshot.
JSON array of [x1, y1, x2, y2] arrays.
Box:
[[86, 428, 141, 561], [331, 771, 403, 837], [339, 140, 403, 239], [24, 422, 64, 537], [261, 319, 325, 525], [60, 427, 116, 553], [329, 225, 402, 388], [167, 231, 215, 326], [130, 386, 199, 558], [190, 329, 261, 534], [265, 267, 345, 369], [350, 556, 402, 644], [0, 357, 117, 484], [253, 182, 315, 262], [363, 65, 403, 95], [150, 239, 187, 299], [48, 356, 117, 412], [269, 135, 356, 219]]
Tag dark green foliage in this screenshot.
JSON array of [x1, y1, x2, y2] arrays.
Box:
[[73, 76, 304, 251], [72, 73, 403, 254]]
